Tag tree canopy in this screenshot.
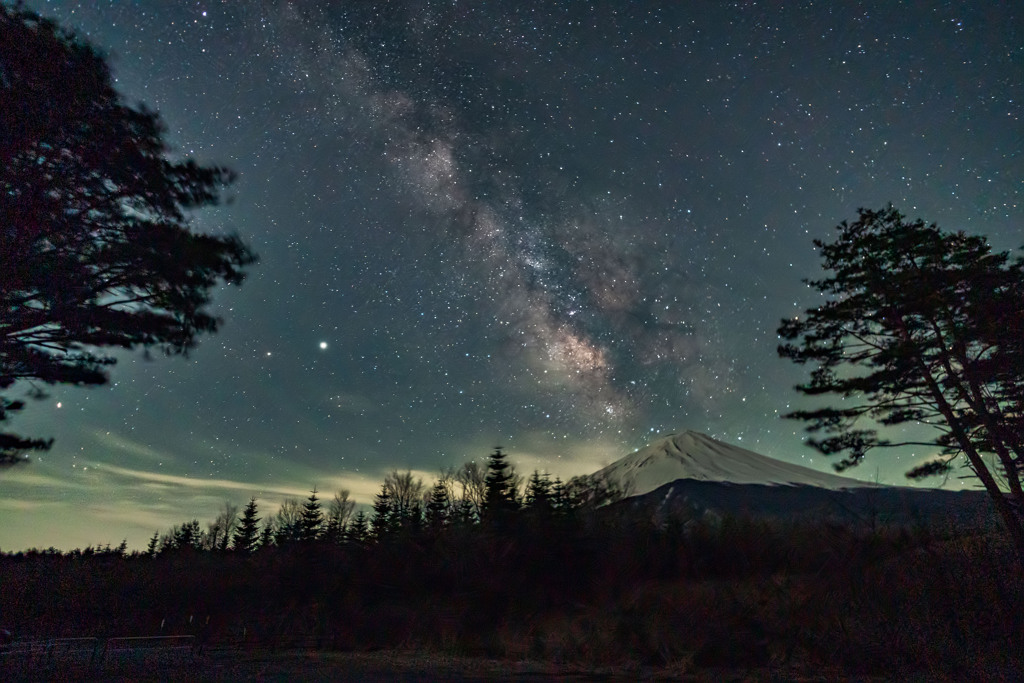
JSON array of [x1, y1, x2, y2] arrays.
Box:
[[778, 205, 1024, 558], [0, 3, 257, 463]]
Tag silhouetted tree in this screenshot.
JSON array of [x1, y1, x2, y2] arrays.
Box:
[[370, 486, 395, 540], [452, 497, 476, 526], [205, 501, 238, 551], [425, 479, 451, 531], [0, 4, 257, 464], [232, 497, 261, 554], [145, 531, 159, 558], [454, 460, 487, 519], [167, 519, 202, 551], [482, 447, 518, 526], [273, 498, 303, 545], [298, 488, 324, 543], [347, 510, 370, 544], [323, 490, 354, 545], [524, 469, 554, 521], [779, 205, 1024, 561], [382, 469, 425, 530], [257, 523, 275, 551], [525, 470, 552, 508]]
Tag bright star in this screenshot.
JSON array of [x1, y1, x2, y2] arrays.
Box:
[[319, 341, 328, 350]]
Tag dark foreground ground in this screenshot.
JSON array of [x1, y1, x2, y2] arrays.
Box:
[[5, 511, 1023, 681], [6, 646, 1017, 682]]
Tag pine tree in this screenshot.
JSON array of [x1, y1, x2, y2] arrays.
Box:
[[257, 523, 275, 551], [524, 470, 553, 517], [453, 497, 476, 527], [323, 515, 342, 545], [406, 500, 424, 537], [0, 4, 257, 463], [425, 480, 451, 531], [145, 532, 160, 558], [232, 497, 261, 554], [172, 519, 202, 551], [370, 485, 395, 540], [298, 488, 324, 543], [347, 510, 370, 544], [779, 205, 1024, 563], [525, 470, 552, 508], [482, 447, 518, 526]]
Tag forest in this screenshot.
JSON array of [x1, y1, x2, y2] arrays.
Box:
[[3, 448, 1023, 678]]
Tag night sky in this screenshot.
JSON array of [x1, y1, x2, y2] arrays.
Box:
[[2, 1, 1021, 551]]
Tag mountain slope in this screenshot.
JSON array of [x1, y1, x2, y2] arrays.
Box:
[[591, 430, 995, 527], [620, 478, 994, 528], [592, 430, 878, 497]]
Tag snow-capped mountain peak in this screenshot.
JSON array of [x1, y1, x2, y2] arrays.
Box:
[[593, 430, 879, 497]]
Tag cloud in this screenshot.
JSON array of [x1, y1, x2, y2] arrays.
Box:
[[89, 462, 407, 507], [0, 467, 81, 490], [0, 498, 49, 512], [89, 429, 172, 464], [94, 463, 306, 495]]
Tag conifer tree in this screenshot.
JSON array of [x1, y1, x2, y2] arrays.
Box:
[[525, 470, 553, 513], [323, 515, 343, 545], [425, 479, 451, 531], [406, 500, 424, 537], [145, 531, 160, 558], [298, 488, 324, 543], [257, 523, 275, 551], [371, 485, 395, 540], [232, 497, 261, 554], [482, 447, 518, 525], [780, 205, 1024, 561], [453, 497, 476, 527], [0, 4, 257, 463], [171, 519, 202, 551], [347, 510, 370, 544]]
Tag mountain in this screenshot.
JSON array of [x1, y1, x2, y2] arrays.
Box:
[[591, 430, 879, 498], [593, 430, 995, 527]]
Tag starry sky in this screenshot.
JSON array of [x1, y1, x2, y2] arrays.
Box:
[[2, 1, 1021, 551]]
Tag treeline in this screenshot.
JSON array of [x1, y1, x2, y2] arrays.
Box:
[[139, 447, 621, 558]]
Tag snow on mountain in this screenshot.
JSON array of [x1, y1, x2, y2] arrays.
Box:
[[592, 430, 880, 497]]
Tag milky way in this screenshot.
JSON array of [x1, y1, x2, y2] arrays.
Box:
[[255, 1, 740, 428], [3, 1, 1021, 550]]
